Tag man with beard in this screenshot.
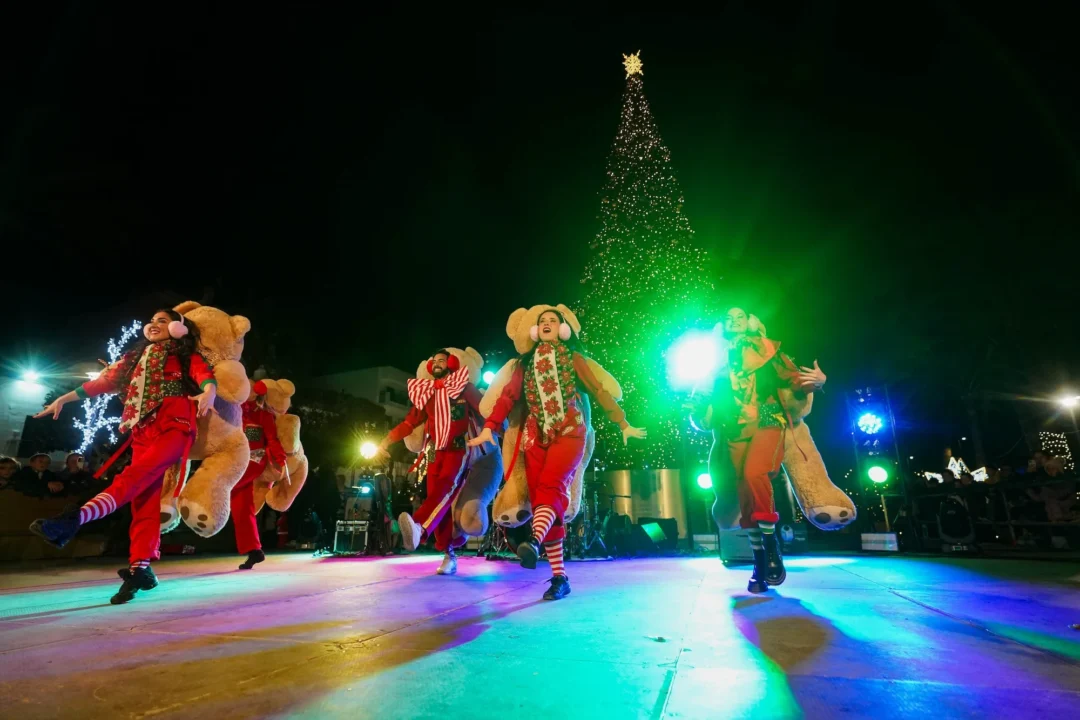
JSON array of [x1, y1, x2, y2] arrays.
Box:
[[376, 349, 484, 575]]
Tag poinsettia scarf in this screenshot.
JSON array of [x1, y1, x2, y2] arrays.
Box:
[[119, 339, 179, 433], [407, 365, 471, 450], [524, 341, 580, 448]]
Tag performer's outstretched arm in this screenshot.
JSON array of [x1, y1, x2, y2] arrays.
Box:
[[468, 366, 523, 447], [573, 353, 647, 445], [379, 406, 428, 455]]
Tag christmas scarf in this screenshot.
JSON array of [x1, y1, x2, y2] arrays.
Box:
[[524, 341, 579, 448], [119, 339, 178, 432], [406, 365, 471, 450]]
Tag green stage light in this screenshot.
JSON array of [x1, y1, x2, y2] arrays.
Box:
[[868, 465, 889, 484], [696, 472, 713, 489], [482, 370, 496, 385]]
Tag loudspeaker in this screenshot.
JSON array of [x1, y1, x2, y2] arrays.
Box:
[[638, 516, 679, 552], [334, 520, 369, 554], [719, 528, 754, 565]]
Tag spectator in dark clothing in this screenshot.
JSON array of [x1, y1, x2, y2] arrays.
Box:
[[0, 456, 19, 491], [12, 453, 63, 497], [59, 452, 95, 498]]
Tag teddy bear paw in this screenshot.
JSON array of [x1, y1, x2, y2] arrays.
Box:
[[160, 500, 182, 533], [806, 505, 856, 531], [179, 498, 226, 537]]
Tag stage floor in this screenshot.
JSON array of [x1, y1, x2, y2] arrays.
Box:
[[1, 552, 1078, 719]]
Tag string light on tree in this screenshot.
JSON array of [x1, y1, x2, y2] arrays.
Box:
[[579, 51, 720, 469], [72, 320, 141, 453], [1039, 431, 1074, 471]]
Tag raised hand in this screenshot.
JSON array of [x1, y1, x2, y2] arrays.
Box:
[[798, 360, 826, 392], [622, 425, 648, 445]]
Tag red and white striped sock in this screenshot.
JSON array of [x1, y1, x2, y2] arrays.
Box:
[[130, 559, 150, 571], [532, 506, 557, 543], [79, 493, 117, 525], [544, 540, 565, 576]]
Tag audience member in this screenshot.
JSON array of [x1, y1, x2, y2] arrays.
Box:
[[0, 456, 19, 491], [12, 453, 63, 497], [58, 452, 94, 497]]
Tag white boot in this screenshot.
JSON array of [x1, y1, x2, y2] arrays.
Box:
[[436, 553, 457, 575], [399, 512, 423, 552]]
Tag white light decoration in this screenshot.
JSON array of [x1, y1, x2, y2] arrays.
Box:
[[1039, 431, 1074, 471], [947, 455, 969, 477], [72, 320, 141, 453]]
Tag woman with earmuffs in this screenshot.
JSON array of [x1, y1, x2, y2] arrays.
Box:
[[470, 308, 647, 601], [376, 349, 484, 577], [30, 309, 218, 605], [232, 380, 288, 570]]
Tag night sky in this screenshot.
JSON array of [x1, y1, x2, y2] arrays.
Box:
[[3, 5, 1078, 470]]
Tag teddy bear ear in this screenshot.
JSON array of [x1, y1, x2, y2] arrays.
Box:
[[505, 308, 529, 340], [231, 315, 252, 339], [173, 301, 201, 315], [556, 304, 582, 335], [278, 379, 296, 397], [464, 347, 483, 369]]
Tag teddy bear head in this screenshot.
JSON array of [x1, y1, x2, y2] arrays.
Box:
[[506, 304, 582, 355], [174, 300, 251, 364], [414, 347, 484, 386], [250, 378, 296, 415]]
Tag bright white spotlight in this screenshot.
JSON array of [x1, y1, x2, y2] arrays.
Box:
[[667, 331, 720, 391], [22, 370, 40, 383], [482, 370, 496, 385], [1058, 395, 1080, 409], [360, 441, 378, 459]]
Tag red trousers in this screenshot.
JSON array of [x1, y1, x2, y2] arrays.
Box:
[[231, 459, 266, 554], [415, 448, 467, 552], [524, 429, 586, 542], [104, 421, 192, 564], [727, 424, 784, 528]]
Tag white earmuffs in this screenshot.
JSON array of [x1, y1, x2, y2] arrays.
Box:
[[144, 315, 189, 340], [529, 323, 572, 342]]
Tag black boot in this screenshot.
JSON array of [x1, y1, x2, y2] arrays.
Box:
[[543, 575, 571, 600], [29, 510, 81, 549], [239, 549, 265, 570], [765, 532, 786, 586], [517, 538, 540, 570], [748, 549, 769, 594], [111, 566, 159, 605]]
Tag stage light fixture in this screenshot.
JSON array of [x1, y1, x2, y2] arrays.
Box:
[[667, 331, 720, 391], [857, 412, 883, 434], [482, 370, 496, 385], [868, 465, 889, 484], [360, 441, 378, 459], [696, 472, 713, 490]]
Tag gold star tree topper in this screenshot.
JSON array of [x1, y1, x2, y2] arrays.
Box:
[[622, 50, 643, 78]]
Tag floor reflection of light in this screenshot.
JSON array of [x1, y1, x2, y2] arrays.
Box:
[[785, 556, 857, 568]]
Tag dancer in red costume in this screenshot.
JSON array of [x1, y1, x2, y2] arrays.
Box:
[[31, 309, 218, 604], [707, 307, 826, 593], [376, 349, 484, 576], [232, 380, 287, 570], [471, 309, 647, 600]]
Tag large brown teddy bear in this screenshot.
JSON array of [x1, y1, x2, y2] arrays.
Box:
[[690, 320, 856, 532], [481, 305, 621, 529], [250, 379, 310, 514], [403, 347, 500, 540], [159, 301, 252, 537]]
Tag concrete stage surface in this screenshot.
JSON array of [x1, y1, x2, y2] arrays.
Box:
[[1, 553, 1079, 719]]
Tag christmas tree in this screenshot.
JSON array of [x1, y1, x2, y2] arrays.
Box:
[[579, 51, 718, 470]]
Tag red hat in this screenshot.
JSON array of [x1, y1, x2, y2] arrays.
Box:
[[252, 380, 268, 396]]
